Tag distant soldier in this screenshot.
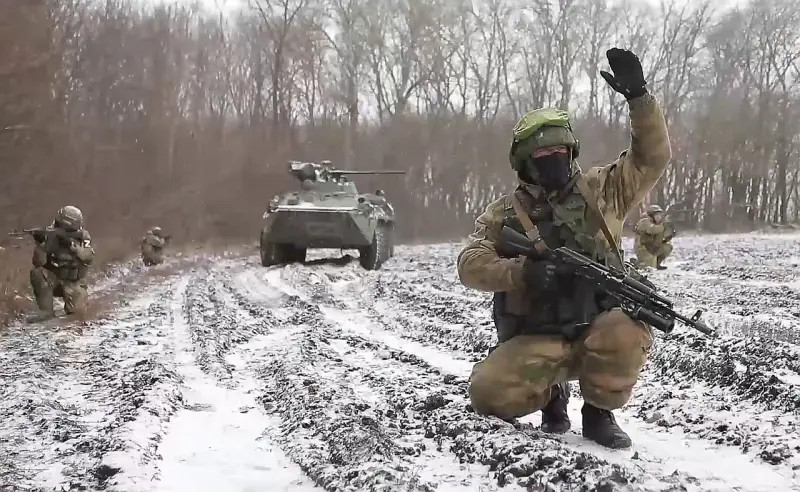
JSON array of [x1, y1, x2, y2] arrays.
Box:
[[27, 206, 95, 323], [634, 204, 674, 269], [141, 227, 169, 266]]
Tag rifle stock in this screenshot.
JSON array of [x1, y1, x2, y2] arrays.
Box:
[[499, 226, 715, 336]]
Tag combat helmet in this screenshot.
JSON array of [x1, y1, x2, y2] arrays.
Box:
[[151, 226, 164, 237], [509, 107, 581, 172], [646, 204, 663, 216], [55, 205, 83, 232]]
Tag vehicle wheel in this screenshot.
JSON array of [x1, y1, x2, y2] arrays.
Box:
[[387, 226, 395, 257], [260, 238, 289, 267], [359, 224, 390, 270], [288, 246, 307, 263]]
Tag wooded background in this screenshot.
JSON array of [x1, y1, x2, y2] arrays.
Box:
[[1, 0, 799, 248]]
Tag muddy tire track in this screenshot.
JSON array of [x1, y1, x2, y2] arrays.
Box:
[[233, 264, 694, 491], [0, 283, 183, 491], [253, 241, 800, 485]]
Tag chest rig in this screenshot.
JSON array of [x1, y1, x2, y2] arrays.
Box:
[[46, 231, 89, 282], [492, 183, 621, 342]]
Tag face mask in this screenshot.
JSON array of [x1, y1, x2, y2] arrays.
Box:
[[524, 153, 571, 190]]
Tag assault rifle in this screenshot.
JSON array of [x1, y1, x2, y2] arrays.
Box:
[[663, 221, 677, 242], [499, 226, 715, 336], [9, 227, 49, 242], [9, 226, 83, 250]]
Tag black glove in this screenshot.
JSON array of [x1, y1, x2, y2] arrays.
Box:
[[600, 48, 647, 100], [56, 230, 74, 246], [30, 230, 48, 244], [523, 259, 572, 293]]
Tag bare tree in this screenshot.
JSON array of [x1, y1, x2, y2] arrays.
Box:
[[250, 0, 311, 137], [6, 0, 800, 284]]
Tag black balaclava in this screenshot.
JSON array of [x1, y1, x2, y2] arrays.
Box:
[[522, 151, 572, 190]]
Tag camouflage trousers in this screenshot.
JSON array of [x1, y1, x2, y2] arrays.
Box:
[[635, 242, 673, 268], [30, 267, 89, 315], [141, 247, 164, 266], [468, 309, 653, 419]]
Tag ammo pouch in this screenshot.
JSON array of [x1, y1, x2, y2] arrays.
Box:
[[492, 278, 619, 343], [48, 262, 81, 282], [493, 304, 587, 342], [59, 266, 80, 282], [641, 236, 660, 251]]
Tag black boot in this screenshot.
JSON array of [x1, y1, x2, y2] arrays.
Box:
[[582, 403, 632, 449], [541, 382, 571, 434]]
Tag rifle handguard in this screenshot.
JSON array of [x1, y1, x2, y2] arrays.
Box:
[[501, 225, 714, 337], [629, 306, 675, 334]]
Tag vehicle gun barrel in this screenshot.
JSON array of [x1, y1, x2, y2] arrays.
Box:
[[328, 170, 406, 175]]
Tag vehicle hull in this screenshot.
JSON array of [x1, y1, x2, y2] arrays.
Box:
[[262, 207, 375, 249]]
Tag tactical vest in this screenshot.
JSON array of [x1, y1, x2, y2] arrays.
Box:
[[143, 235, 163, 252], [45, 230, 89, 282], [634, 217, 664, 250], [492, 186, 620, 342]]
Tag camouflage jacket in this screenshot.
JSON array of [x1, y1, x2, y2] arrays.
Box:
[[456, 93, 671, 314], [634, 215, 671, 248], [32, 228, 94, 282], [141, 233, 166, 251]]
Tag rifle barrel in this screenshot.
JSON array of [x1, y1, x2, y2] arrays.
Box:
[[330, 170, 406, 175]]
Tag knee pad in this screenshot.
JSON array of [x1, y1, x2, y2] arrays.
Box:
[[579, 311, 653, 407], [584, 311, 652, 355]]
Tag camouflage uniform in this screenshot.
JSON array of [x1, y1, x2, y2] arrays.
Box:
[[457, 49, 670, 448], [141, 227, 167, 266], [29, 207, 95, 319], [634, 207, 673, 268]]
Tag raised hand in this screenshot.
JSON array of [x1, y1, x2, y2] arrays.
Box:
[[599, 48, 647, 100]]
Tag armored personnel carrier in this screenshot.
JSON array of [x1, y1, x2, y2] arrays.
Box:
[[260, 160, 405, 270]]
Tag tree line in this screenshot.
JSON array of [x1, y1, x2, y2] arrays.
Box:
[[1, 0, 799, 247]]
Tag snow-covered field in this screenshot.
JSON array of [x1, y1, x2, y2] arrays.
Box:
[[1, 233, 799, 491]]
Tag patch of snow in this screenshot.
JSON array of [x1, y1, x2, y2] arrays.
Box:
[[119, 277, 317, 492], [522, 396, 798, 492], [155, 381, 318, 492]]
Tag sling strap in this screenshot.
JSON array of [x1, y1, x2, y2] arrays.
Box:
[[509, 174, 627, 271], [574, 173, 627, 271], [510, 192, 548, 254]]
